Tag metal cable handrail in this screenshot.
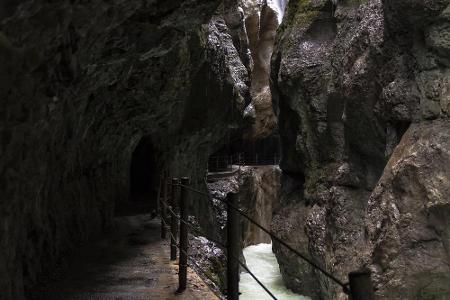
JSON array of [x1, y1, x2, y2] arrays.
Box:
[[161, 197, 277, 300], [181, 241, 278, 300], [236, 257, 277, 300], [157, 177, 367, 299], [175, 183, 349, 292], [160, 215, 179, 248], [160, 200, 227, 248], [161, 216, 223, 290], [207, 153, 280, 172], [185, 252, 222, 289]]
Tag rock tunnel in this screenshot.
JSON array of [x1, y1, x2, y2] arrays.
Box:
[[117, 136, 160, 216]]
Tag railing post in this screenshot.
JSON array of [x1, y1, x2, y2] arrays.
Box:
[[156, 175, 162, 217], [160, 176, 168, 239], [226, 192, 240, 300], [170, 178, 180, 261], [177, 177, 190, 293], [348, 270, 375, 300]]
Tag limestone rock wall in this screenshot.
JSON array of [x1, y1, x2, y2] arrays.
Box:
[[271, 0, 450, 299], [0, 1, 250, 299], [365, 120, 450, 299], [238, 165, 282, 246], [224, 0, 285, 139], [207, 165, 281, 247]]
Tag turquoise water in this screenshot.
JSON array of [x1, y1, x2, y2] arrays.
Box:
[[239, 243, 311, 300]]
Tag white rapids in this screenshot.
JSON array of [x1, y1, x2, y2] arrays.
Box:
[[239, 243, 311, 300], [266, 0, 288, 24]]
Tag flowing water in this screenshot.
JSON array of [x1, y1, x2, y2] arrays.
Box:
[[267, 0, 288, 24], [239, 243, 311, 300]]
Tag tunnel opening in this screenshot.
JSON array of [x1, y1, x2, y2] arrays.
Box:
[[116, 136, 160, 216], [130, 136, 158, 202]]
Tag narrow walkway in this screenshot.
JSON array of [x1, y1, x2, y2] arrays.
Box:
[[36, 214, 218, 300]]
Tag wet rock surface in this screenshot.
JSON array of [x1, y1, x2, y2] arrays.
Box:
[[365, 120, 450, 299], [0, 1, 249, 298], [189, 236, 227, 298], [207, 165, 281, 246], [2, 0, 450, 299], [193, 165, 281, 296], [271, 0, 450, 299], [238, 166, 282, 246]]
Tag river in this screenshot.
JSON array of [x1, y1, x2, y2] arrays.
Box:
[[239, 243, 311, 300]]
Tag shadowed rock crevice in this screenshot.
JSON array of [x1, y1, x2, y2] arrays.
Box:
[[232, 0, 287, 140]]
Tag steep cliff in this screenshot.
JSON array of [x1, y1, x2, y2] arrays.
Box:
[[271, 0, 450, 299], [238, 166, 282, 246], [366, 120, 450, 299], [207, 165, 281, 246], [0, 1, 249, 298]]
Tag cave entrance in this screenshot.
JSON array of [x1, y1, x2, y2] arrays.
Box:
[[117, 136, 160, 216]]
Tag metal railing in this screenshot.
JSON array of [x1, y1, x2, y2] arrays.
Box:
[[207, 153, 280, 173], [156, 175, 375, 300]]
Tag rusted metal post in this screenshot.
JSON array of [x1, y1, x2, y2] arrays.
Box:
[[177, 177, 190, 293], [160, 176, 168, 239], [226, 192, 239, 300], [170, 178, 179, 261], [348, 270, 375, 300]]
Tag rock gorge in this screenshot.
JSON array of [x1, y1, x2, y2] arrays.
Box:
[[1, 0, 449, 299], [271, 0, 450, 299]]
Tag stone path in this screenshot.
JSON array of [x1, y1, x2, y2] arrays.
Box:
[[36, 214, 218, 300]]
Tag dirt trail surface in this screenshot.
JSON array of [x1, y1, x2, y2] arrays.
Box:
[[35, 214, 218, 300]]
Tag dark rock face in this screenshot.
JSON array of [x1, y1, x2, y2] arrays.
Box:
[[0, 0, 23, 20], [271, 0, 450, 299], [366, 120, 450, 299], [2, 0, 449, 299], [238, 166, 282, 246], [207, 165, 281, 246], [0, 1, 249, 299], [201, 165, 281, 294]]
